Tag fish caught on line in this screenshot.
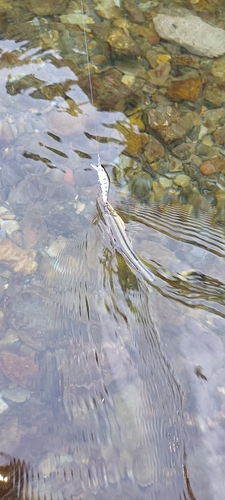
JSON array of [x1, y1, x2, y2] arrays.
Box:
[[97, 196, 155, 285], [91, 156, 154, 284]]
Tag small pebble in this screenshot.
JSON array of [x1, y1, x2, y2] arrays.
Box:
[[200, 161, 216, 175], [158, 177, 172, 188], [0, 396, 8, 414], [121, 75, 135, 87], [201, 136, 213, 147], [174, 174, 190, 188], [75, 201, 85, 214]]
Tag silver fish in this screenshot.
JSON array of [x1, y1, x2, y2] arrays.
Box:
[[91, 155, 109, 203], [97, 196, 155, 284]]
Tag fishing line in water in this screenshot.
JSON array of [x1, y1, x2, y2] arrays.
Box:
[[80, 0, 100, 162]]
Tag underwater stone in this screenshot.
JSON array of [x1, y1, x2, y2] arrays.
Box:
[[107, 29, 139, 58], [131, 173, 152, 199], [174, 174, 190, 188], [153, 14, 225, 58], [25, 0, 69, 15], [167, 77, 202, 101], [0, 238, 37, 274]]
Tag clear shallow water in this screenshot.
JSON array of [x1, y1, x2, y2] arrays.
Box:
[[0, 1, 225, 499]]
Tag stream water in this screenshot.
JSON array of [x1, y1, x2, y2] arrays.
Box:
[[0, 0, 224, 499]]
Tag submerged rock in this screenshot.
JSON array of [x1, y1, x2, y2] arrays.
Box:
[[107, 29, 139, 58], [1, 387, 30, 403], [122, 0, 144, 23], [205, 83, 225, 106], [0, 397, 8, 414], [94, 0, 121, 20], [214, 125, 225, 146], [116, 122, 148, 156], [25, 0, 69, 15], [130, 173, 152, 199], [60, 13, 95, 29], [0, 238, 37, 274], [174, 174, 190, 188], [153, 13, 225, 58], [200, 157, 225, 175], [79, 69, 141, 111], [171, 54, 200, 69], [147, 62, 171, 86], [144, 135, 164, 163], [0, 351, 38, 387], [145, 105, 200, 143], [0, 220, 20, 236], [21, 213, 47, 249], [167, 76, 202, 101]]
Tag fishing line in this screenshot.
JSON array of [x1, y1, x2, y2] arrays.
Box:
[[80, 0, 100, 161]]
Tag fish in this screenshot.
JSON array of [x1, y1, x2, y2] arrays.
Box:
[[91, 155, 110, 204], [97, 196, 155, 285]]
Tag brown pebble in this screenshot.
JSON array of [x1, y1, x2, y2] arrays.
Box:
[[200, 160, 216, 175], [92, 54, 107, 67], [213, 125, 225, 146], [0, 214, 15, 220], [148, 35, 160, 45], [167, 77, 202, 101]]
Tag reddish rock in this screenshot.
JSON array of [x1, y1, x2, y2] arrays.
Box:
[[0, 351, 38, 387], [200, 157, 225, 175], [63, 167, 75, 185], [200, 161, 216, 175], [148, 35, 160, 45]]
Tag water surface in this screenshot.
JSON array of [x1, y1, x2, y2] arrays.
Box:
[[0, 1, 225, 499]]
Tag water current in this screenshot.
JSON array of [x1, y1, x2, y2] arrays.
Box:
[[0, 0, 225, 499]]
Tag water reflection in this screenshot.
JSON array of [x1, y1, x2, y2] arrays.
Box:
[[1, 220, 189, 499], [0, 0, 225, 499]]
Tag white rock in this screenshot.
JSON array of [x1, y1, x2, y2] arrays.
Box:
[[153, 14, 225, 58], [0, 207, 8, 215], [1, 220, 20, 235], [0, 396, 8, 414]]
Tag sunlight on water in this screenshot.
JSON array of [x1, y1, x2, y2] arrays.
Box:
[[0, 0, 224, 499]]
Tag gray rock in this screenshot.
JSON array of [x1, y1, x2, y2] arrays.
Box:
[[153, 14, 225, 58], [1, 387, 30, 403]]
